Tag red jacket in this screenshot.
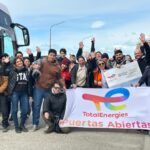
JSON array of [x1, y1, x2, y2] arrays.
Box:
[[61, 71, 71, 81]]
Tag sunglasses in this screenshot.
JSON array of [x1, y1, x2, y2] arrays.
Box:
[[54, 86, 61, 90], [99, 63, 105, 66]]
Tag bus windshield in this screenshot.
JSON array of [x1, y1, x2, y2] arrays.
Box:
[[0, 9, 12, 28]]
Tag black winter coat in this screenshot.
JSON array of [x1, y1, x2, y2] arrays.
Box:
[[43, 91, 66, 119], [8, 67, 32, 96], [139, 66, 150, 86], [137, 57, 147, 74]]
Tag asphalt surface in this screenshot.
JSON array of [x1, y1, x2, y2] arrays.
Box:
[[0, 116, 150, 150]]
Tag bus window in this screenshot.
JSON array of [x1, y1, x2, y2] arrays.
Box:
[[14, 26, 25, 46], [3, 32, 14, 57]]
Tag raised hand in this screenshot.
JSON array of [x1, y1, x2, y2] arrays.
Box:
[[26, 48, 32, 55], [79, 41, 84, 49], [44, 112, 49, 119], [72, 84, 77, 89], [36, 46, 41, 53], [84, 51, 90, 60], [91, 37, 95, 42], [134, 83, 140, 87], [139, 33, 146, 44]]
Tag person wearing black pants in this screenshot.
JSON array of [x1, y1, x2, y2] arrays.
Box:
[[42, 81, 70, 134], [0, 94, 9, 131], [1, 53, 13, 122], [0, 68, 9, 132]]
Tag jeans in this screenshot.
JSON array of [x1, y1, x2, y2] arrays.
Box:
[[11, 91, 29, 128], [0, 94, 9, 128], [32, 87, 49, 125]]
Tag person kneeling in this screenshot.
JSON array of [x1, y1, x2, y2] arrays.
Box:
[[42, 81, 70, 134]]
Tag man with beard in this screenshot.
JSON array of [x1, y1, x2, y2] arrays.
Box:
[[111, 49, 131, 68]]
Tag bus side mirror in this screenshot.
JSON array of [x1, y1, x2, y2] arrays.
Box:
[[10, 23, 30, 47]]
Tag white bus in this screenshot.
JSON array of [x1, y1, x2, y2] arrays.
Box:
[[0, 3, 30, 57]]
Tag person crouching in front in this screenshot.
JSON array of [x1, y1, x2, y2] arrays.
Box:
[[42, 81, 70, 134]]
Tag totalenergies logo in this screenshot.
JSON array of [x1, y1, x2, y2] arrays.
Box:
[[107, 74, 116, 79], [82, 88, 130, 111]]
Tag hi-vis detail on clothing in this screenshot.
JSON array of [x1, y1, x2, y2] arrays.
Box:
[[60, 88, 150, 130]]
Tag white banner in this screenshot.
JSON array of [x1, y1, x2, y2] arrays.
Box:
[[60, 88, 150, 130], [104, 61, 142, 88]]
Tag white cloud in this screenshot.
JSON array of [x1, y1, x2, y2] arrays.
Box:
[[91, 20, 105, 29]]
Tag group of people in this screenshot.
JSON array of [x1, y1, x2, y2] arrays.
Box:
[[0, 33, 150, 134]]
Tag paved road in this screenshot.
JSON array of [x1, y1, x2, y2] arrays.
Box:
[[0, 116, 150, 150]]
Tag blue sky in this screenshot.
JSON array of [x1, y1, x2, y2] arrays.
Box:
[[2, 0, 150, 57]]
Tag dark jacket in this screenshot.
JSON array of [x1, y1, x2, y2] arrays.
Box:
[[139, 66, 150, 86], [137, 56, 147, 74], [2, 62, 13, 76], [143, 42, 150, 66], [8, 67, 32, 96], [76, 48, 83, 61], [43, 91, 66, 119], [28, 52, 41, 64]]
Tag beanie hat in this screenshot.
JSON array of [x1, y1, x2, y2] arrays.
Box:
[[102, 53, 109, 59], [61, 58, 70, 66]]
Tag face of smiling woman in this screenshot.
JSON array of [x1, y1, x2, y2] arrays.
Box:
[[15, 58, 24, 68], [98, 60, 105, 70]]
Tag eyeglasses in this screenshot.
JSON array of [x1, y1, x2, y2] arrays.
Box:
[[53, 86, 61, 90], [99, 63, 105, 66]]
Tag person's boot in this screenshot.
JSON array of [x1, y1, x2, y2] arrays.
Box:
[[44, 125, 54, 134], [2, 121, 10, 133], [32, 125, 40, 131], [15, 127, 21, 133], [2, 126, 9, 133], [20, 125, 28, 132]]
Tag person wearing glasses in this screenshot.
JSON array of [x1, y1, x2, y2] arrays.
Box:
[[42, 81, 70, 134], [92, 59, 108, 88]]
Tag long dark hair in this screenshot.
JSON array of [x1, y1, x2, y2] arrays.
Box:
[[13, 57, 24, 66]]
